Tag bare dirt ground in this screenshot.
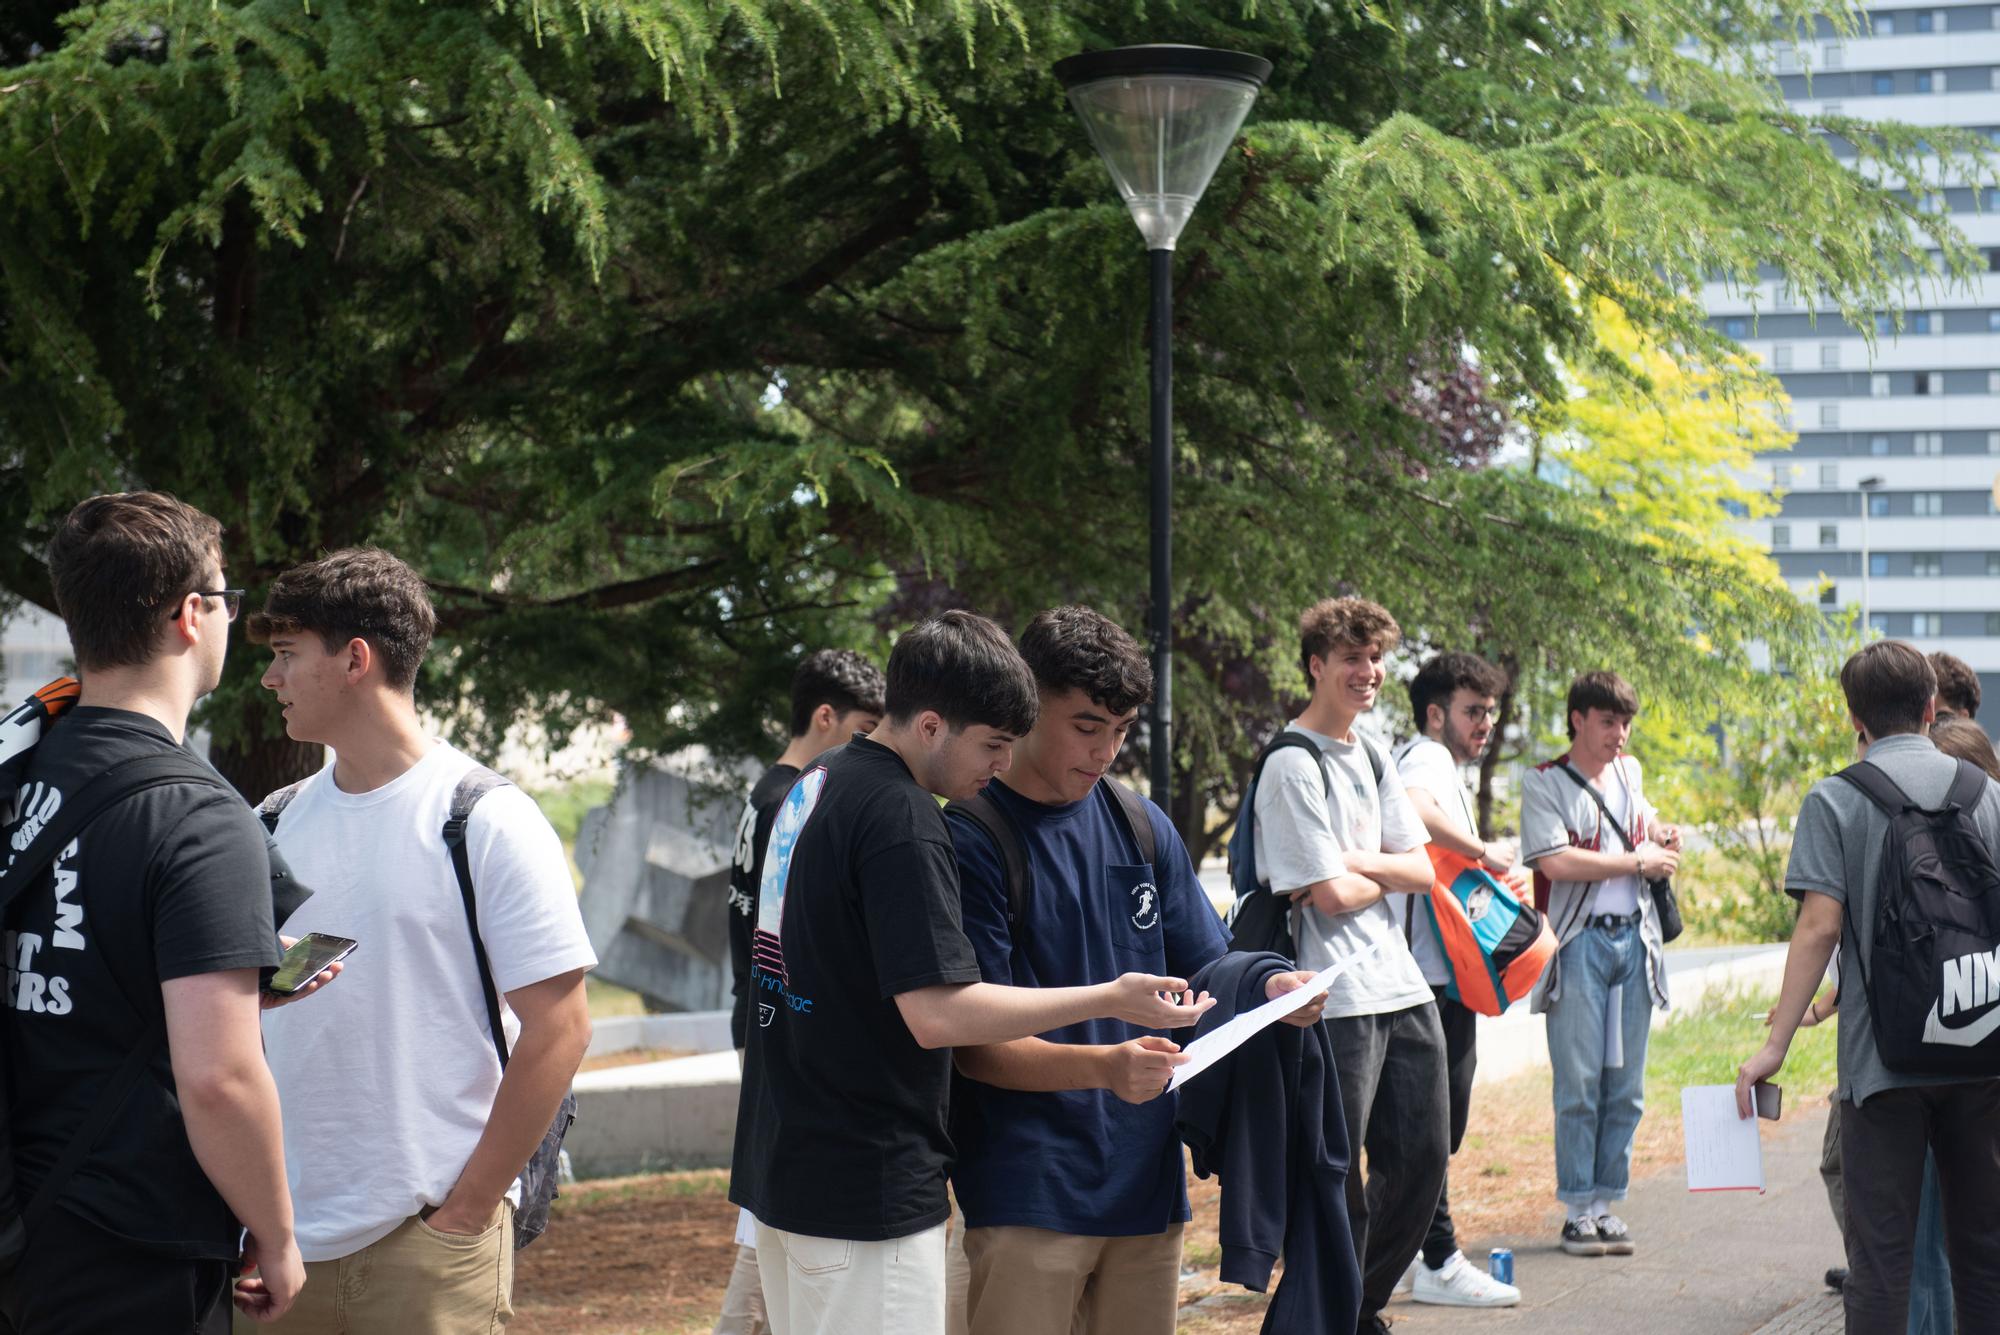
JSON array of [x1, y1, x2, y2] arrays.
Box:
[[514, 1066, 1696, 1335]]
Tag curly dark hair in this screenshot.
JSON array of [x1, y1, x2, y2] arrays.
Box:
[[1929, 651, 1981, 721], [1018, 606, 1153, 715], [1298, 597, 1401, 688], [789, 649, 886, 736], [1409, 652, 1508, 734]]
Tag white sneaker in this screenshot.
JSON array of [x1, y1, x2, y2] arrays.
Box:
[[1412, 1251, 1522, 1308], [1392, 1257, 1418, 1295]]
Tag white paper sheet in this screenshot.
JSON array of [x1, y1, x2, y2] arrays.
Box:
[[1681, 1086, 1765, 1193], [1168, 944, 1381, 1091], [734, 1206, 758, 1248]]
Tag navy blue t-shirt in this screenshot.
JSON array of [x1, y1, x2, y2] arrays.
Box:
[[946, 778, 1229, 1237]]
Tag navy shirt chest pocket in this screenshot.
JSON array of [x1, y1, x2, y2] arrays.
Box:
[[1104, 862, 1166, 967]]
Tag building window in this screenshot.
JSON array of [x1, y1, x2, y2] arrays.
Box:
[[1916, 72, 1934, 94], [1820, 463, 1840, 487], [1773, 524, 1791, 548], [1876, 14, 1895, 34], [1871, 553, 1890, 576], [1773, 463, 1794, 489], [1991, 310, 2000, 331], [1871, 433, 1891, 455], [1777, 47, 1800, 74], [1989, 611, 2000, 636], [1917, 11, 1936, 32], [1914, 553, 1944, 577], [1872, 372, 1892, 397], [1821, 583, 1839, 607], [1914, 492, 1945, 516], [1870, 613, 1891, 633], [1821, 404, 1841, 428], [1916, 371, 1941, 395], [1916, 432, 1944, 455], [1773, 343, 1793, 370], [1990, 369, 2000, 394], [1913, 613, 1943, 637], [1874, 312, 1895, 335], [1990, 553, 2000, 578], [1912, 311, 1937, 333], [1725, 316, 1749, 338], [1876, 73, 1896, 95], [1870, 493, 1891, 517], [1825, 43, 1845, 69], [1822, 524, 1840, 547]]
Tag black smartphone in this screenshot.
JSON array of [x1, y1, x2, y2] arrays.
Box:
[[1753, 1081, 1783, 1121], [262, 932, 358, 995]]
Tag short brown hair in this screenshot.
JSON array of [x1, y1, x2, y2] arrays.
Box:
[[1299, 597, 1400, 687], [247, 548, 436, 690], [1565, 670, 1639, 739], [1929, 651, 1981, 721], [1840, 640, 1936, 739], [48, 492, 224, 671], [1930, 716, 2000, 781]]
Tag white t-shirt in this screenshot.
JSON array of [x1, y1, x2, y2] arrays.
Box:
[[260, 742, 599, 1262], [1389, 737, 1477, 987], [1251, 722, 1433, 1018]]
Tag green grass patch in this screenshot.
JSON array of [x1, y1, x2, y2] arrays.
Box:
[[530, 778, 615, 846], [1645, 987, 1838, 1106], [587, 977, 650, 1018]]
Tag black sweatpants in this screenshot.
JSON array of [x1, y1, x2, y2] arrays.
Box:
[[1421, 989, 1479, 1269], [1325, 1001, 1449, 1324], [1840, 1079, 2000, 1333], [0, 1205, 232, 1335]]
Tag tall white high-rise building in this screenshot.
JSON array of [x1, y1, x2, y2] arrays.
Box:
[[1704, 3, 2000, 731]]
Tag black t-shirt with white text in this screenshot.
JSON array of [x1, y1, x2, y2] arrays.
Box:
[[728, 737, 982, 1241], [2, 709, 280, 1259], [726, 763, 801, 1050]]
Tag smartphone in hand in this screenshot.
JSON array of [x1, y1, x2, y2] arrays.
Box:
[[262, 932, 358, 995]]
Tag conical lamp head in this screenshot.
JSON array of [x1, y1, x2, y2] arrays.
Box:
[[1056, 46, 1271, 251]]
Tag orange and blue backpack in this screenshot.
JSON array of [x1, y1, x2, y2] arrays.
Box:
[[1409, 847, 1556, 1016]]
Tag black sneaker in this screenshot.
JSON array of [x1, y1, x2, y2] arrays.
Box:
[[1561, 1216, 1608, 1256], [1826, 1267, 1848, 1291], [1362, 1317, 1396, 1335], [1594, 1213, 1635, 1255]]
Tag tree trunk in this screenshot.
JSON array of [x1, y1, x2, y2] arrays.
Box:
[[209, 729, 323, 804], [1478, 675, 1518, 835]]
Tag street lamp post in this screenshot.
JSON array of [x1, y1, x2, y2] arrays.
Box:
[[1055, 44, 1271, 810], [1859, 474, 1884, 633]]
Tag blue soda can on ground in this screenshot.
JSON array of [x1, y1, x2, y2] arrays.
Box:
[[1488, 1247, 1514, 1286]]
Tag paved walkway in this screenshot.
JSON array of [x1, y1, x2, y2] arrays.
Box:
[[1381, 1109, 1843, 1335]]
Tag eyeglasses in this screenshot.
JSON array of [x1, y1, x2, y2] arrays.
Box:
[[170, 589, 244, 622], [1460, 705, 1503, 722]]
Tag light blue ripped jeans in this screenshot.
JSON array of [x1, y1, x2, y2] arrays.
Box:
[[1545, 919, 1653, 1206]]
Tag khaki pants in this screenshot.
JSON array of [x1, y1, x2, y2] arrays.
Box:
[[240, 1203, 514, 1335], [714, 1243, 769, 1335], [963, 1224, 1184, 1335], [756, 1219, 947, 1335]]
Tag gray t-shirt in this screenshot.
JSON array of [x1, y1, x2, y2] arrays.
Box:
[[1251, 722, 1433, 1018], [1785, 732, 2000, 1105]]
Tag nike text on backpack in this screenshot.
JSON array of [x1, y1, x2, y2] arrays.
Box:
[[1833, 758, 2000, 1077], [1411, 848, 1556, 1016], [0, 679, 228, 1274], [261, 765, 576, 1249], [946, 778, 1157, 963], [1223, 731, 1385, 959]]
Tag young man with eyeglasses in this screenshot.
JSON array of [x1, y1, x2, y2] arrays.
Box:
[[0, 492, 301, 1332], [1387, 653, 1521, 1308], [245, 548, 596, 1333], [1520, 671, 1682, 1259]]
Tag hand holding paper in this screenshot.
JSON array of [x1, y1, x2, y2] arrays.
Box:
[[1168, 944, 1379, 1091]]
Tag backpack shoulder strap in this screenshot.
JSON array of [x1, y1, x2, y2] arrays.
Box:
[[1358, 733, 1386, 786], [1833, 761, 1915, 817], [258, 781, 305, 834], [1946, 757, 1989, 815], [1558, 760, 1636, 851], [442, 765, 515, 1068], [1103, 778, 1158, 868], [1262, 729, 1334, 799], [946, 790, 1033, 948]]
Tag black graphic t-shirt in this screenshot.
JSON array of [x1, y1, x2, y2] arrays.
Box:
[[2, 708, 280, 1259], [728, 736, 983, 1241], [726, 762, 801, 1050]]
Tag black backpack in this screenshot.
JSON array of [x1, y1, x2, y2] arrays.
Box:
[[261, 765, 576, 1249], [1223, 730, 1383, 958], [0, 680, 231, 1274], [946, 778, 1158, 966], [1835, 758, 2000, 1077]]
